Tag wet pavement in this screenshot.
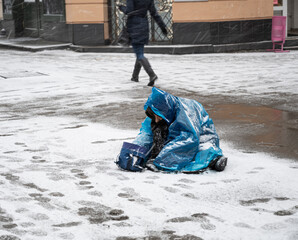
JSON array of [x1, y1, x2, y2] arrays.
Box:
[[82, 89, 298, 161], [209, 103, 298, 161], [0, 49, 298, 240], [0, 48, 297, 161]]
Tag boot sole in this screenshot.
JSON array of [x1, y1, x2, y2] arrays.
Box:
[[147, 76, 158, 87]]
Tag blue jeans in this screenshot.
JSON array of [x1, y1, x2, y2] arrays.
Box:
[[132, 44, 145, 60]]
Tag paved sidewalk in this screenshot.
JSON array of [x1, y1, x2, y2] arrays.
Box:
[[0, 49, 298, 240], [1, 36, 298, 53]]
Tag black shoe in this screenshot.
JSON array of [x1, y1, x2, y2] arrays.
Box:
[[147, 75, 158, 86], [139, 57, 158, 86], [214, 156, 227, 172], [131, 77, 139, 82]]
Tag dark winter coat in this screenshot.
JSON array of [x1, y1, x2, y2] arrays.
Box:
[[120, 0, 167, 45]]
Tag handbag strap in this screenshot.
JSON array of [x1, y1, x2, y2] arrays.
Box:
[[122, 8, 146, 25], [127, 8, 146, 17]]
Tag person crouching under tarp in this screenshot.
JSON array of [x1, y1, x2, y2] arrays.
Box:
[[116, 87, 227, 173]]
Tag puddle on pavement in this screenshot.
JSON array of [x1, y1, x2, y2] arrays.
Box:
[[208, 104, 298, 161], [90, 97, 298, 161]]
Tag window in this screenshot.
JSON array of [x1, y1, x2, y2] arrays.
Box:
[[3, 0, 12, 14], [43, 0, 63, 15]]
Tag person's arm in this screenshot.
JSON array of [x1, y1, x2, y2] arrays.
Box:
[[148, 0, 168, 35], [133, 117, 154, 151], [118, 0, 135, 15]]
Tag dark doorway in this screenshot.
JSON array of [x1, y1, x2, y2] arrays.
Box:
[[288, 0, 298, 36], [23, 0, 43, 37], [12, 0, 24, 37]]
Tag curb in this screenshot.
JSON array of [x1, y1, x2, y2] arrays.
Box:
[[0, 41, 71, 52], [0, 37, 297, 54]]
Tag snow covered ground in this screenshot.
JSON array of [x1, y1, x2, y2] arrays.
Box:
[[0, 49, 298, 240]]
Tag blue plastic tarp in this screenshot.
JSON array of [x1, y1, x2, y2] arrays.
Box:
[[133, 87, 223, 172]]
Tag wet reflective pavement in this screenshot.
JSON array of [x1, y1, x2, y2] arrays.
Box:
[[85, 90, 298, 162], [209, 103, 298, 161]]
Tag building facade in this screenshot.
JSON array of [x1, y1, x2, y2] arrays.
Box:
[[172, 0, 273, 44], [0, 0, 3, 21], [65, 0, 109, 45], [0, 0, 297, 45]]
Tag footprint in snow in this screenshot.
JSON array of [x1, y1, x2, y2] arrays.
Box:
[[19, 222, 35, 228], [146, 175, 160, 180], [30, 230, 48, 237], [173, 183, 193, 189], [261, 222, 287, 230], [31, 156, 46, 163], [0, 235, 21, 240], [29, 193, 51, 203], [70, 169, 83, 173], [0, 173, 20, 181], [239, 198, 271, 206], [87, 191, 103, 197], [166, 213, 217, 230], [29, 213, 50, 221], [118, 188, 152, 205], [162, 186, 180, 193], [77, 180, 94, 190], [274, 205, 298, 216], [150, 208, 166, 213], [2, 223, 18, 229], [108, 172, 130, 180], [181, 193, 197, 199], [234, 222, 254, 229], [52, 222, 81, 227], [49, 192, 64, 197], [59, 232, 75, 240], [221, 179, 240, 183], [253, 167, 265, 170], [178, 178, 196, 184], [200, 182, 216, 185]]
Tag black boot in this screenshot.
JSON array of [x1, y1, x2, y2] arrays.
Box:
[[209, 156, 228, 172], [131, 60, 142, 82], [139, 57, 158, 86]]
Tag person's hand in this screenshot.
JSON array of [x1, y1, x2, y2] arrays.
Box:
[[162, 27, 168, 36], [118, 5, 126, 13]]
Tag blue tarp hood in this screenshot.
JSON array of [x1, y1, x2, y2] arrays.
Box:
[[144, 87, 177, 125], [134, 88, 223, 172]]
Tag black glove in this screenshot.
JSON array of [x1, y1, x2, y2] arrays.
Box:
[[118, 5, 126, 13], [162, 27, 168, 36]]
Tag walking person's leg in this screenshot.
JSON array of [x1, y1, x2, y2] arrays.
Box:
[[131, 44, 143, 82], [131, 60, 142, 82], [139, 57, 158, 87], [132, 44, 158, 87]]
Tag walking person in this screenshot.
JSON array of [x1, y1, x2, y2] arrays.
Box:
[[119, 0, 168, 86]]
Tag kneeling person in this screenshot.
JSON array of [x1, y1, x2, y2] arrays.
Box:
[[117, 88, 227, 173]]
